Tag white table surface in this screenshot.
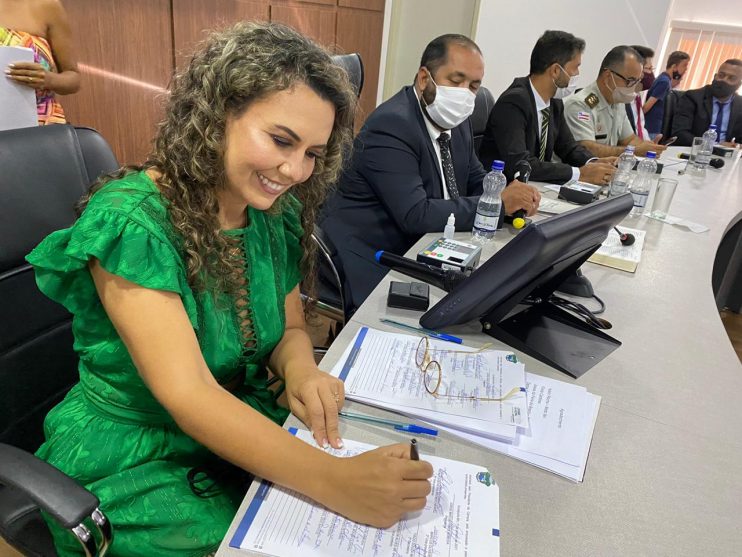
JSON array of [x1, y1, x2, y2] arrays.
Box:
[[217, 146, 742, 557]]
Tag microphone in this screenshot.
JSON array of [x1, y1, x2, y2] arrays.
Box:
[[678, 152, 725, 168], [510, 160, 532, 229], [375, 251, 467, 292], [613, 226, 635, 246]]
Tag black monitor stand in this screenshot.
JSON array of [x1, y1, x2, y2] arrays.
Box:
[[480, 300, 621, 379]]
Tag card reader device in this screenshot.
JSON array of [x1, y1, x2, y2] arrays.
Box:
[[558, 181, 602, 205], [417, 237, 482, 272]]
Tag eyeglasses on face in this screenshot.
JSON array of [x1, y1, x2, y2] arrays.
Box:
[[608, 68, 641, 88], [413, 337, 520, 402]]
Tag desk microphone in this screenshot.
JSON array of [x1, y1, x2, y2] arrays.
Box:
[[678, 152, 725, 168], [613, 226, 635, 246], [375, 251, 467, 292], [509, 160, 532, 229]]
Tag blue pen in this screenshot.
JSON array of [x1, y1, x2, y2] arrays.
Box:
[[338, 410, 438, 436], [380, 318, 463, 344]]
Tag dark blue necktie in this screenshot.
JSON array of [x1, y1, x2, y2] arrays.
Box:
[[714, 100, 725, 141]]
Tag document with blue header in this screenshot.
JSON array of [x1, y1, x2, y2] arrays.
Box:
[[229, 428, 500, 557], [331, 327, 528, 429]]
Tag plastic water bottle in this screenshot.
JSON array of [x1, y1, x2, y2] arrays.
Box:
[[609, 146, 636, 197], [629, 151, 657, 216], [472, 160, 506, 243], [617, 145, 636, 172], [443, 213, 455, 239], [697, 125, 717, 168]]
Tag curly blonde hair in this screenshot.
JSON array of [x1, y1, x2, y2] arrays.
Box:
[[82, 22, 355, 305]]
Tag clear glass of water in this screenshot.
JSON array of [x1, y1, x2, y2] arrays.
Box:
[[650, 178, 678, 219], [689, 137, 704, 168]]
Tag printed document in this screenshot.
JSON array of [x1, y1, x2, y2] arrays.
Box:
[[229, 428, 501, 557], [439, 374, 601, 482], [331, 327, 528, 427]]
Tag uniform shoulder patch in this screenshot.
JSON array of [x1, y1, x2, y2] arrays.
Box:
[[585, 93, 600, 109]]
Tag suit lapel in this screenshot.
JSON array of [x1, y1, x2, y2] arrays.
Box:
[[406, 87, 444, 198], [704, 88, 714, 123], [730, 94, 742, 133], [522, 78, 540, 154]]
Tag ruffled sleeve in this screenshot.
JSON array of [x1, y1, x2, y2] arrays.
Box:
[[25, 190, 197, 325], [281, 194, 305, 294]]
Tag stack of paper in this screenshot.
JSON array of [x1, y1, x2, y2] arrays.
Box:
[[229, 428, 501, 557], [331, 327, 601, 482], [588, 226, 646, 272], [0, 46, 37, 131]]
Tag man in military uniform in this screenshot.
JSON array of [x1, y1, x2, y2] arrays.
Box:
[[564, 45, 667, 158]]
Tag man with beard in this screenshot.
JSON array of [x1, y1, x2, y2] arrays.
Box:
[[672, 59, 742, 147]]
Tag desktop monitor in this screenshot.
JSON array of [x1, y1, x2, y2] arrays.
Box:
[[420, 193, 635, 378]]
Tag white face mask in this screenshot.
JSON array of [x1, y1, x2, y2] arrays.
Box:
[[609, 73, 637, 104], [553, 64, 579, 99], [422, 70, 476, 129]]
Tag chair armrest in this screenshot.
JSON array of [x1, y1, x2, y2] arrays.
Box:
[[0, 443, 97, 529]]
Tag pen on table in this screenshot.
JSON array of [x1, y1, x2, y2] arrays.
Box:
[[410, 439, 420, 461], [338, 410, 438, 436], [379, 317, 463, 344]]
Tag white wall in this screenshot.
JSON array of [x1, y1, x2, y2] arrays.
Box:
[[668, 0, 742, 25], [473, 0, 672, 100], [380, 0, 479, 101]]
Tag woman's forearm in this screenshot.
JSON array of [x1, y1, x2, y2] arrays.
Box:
[[268, 327, 316, 380], [47, 70, 80, 94], [166, 379, 333, 502]]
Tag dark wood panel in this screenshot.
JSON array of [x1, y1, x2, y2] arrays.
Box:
[[335, 6, 384, 128], [339, 0, 384, 11], [62, 0, 173, 165], [172, 0, 270, 71], [270, 4, 336, 47]]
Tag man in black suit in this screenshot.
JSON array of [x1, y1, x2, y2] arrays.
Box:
[[672, 58, 742, 146], [321, 34, 540, 311], [479, 30, 616, 185]]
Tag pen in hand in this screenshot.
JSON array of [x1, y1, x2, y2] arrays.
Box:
[[410, 439, 419, 461]]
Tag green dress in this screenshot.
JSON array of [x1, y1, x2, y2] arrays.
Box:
[[26, 172, 300, 556]]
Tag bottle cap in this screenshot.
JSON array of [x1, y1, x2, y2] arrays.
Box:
[[492, 160, 505, 171], [646, 151, 656, 158], [447, 213, 455, 225], [710, 124, 717, 130], [626, 145, 635, 152]]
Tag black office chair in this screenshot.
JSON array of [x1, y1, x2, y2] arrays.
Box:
[[302, 54, 364, 329], [662, 89, 684, 140], [0, 125, 119, 556], [331, 53, 364, 99], [470, 85, 495, 156]]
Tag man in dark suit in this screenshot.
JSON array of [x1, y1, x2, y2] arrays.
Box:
[[480, 30, 616, 185], [321, 34, 540, 311], [672, 58, 742, 146]]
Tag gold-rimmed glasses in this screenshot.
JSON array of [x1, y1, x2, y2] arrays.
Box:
[[414, 337, 521, 402]]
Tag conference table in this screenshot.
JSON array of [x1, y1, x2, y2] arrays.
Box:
[[218, 147, 742, 556]]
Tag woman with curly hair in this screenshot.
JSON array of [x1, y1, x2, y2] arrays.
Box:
[[26, 22, 432, 556]]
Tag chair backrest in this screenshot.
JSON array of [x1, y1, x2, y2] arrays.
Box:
[[331, 53, 364, 98], [470, 86, 495, 155], [0, 125, 118, 453], [662, 89, 684, 139], [307, 54, 364, 325]]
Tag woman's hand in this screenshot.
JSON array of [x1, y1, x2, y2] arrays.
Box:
[[285, 365, 345, 449], [5, 62, 52, 90], [320, 443, 434, 528]]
